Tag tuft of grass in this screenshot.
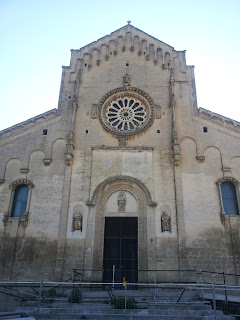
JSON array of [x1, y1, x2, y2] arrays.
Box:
[[113, 296, 137, 309], [43, 288, 67, 300], [68, 287, 82, 303]]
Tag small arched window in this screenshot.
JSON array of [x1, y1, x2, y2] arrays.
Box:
[[11, 184, 29, 217], [221, 182, 239, 215]]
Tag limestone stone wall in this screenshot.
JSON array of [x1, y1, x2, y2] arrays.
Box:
[[0, 24, 240, 283], [0, 117, 68, 280]]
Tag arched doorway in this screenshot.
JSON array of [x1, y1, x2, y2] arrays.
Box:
[[87, 176, 157, 282], [102, 190, 138, 282]]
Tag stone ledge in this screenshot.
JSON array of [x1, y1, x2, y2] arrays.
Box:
[[92, 146, 154, 150]]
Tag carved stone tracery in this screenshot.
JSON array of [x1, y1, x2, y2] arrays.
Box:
[[98, 87, 155, 137]]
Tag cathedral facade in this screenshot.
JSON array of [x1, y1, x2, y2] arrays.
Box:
[[0, 24, 239, 283]]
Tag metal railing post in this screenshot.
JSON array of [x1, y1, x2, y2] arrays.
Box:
[[37, 281, 43, 320], [124, 285, 127, 313], [212, 283, 217, 320], [112, 265, 115, 292], [223, 271, 228, 302], [154, 269, 157, 297]]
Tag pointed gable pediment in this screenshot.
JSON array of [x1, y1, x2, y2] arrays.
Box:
[[77, 24, 174, 54], [67, 24, 177, 79]]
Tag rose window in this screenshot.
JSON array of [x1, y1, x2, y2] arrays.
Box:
[[106, 98, 147, 132], [98, 88, 155, 136]]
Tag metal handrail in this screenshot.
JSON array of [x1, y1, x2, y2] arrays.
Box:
[[73, 268, 240, 277]]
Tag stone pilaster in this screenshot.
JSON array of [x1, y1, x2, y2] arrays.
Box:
[[54, 165, 72, 281]]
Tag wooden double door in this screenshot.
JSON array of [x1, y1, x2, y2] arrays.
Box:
[[103, 217, 138, 282]]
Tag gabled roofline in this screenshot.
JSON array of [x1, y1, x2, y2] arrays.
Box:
[[73, 24, 175, 52], [0, 108, 58, 136], [198, 107, 240, 131]]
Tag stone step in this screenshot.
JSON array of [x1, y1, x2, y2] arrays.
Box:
[[28, 312, 234, 320], [13, 303, 215, 313], [12, 306, 232, 317]]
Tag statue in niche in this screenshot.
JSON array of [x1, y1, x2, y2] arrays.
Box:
[[123, 74, 131, 89], [161, 211, 171, 232], [91, 104, 98, 119], [73, 211, 83, 231], [66, 131, 74, 154], [118, 191, 126, 212]]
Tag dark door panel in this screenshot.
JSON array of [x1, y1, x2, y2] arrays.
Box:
[[103, 217, 138, 282]]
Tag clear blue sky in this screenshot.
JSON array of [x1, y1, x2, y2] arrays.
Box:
[[0, 0, 240, 131]]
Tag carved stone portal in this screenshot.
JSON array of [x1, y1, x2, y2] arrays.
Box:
[[92, 179, 149, 281]]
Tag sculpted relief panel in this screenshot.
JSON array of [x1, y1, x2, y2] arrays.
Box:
[[106, 190, 137, 215]]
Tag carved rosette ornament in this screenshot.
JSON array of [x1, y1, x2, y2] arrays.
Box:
[[98, 86, 155, 138]]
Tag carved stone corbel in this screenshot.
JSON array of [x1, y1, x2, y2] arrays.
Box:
[[0, 179, 4, 185], [196, 155, 205, 163], [20, 168, 29, 174], [43, 158, 52, 166], [222, 166, 231, 173]]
